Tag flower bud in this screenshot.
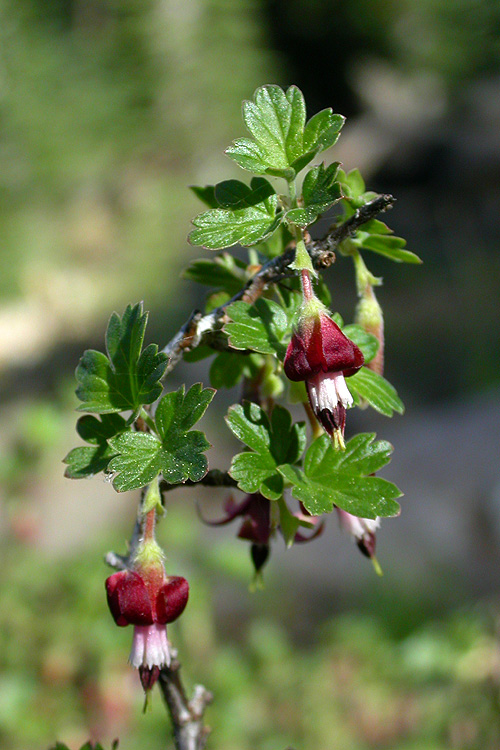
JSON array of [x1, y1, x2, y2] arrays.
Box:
[[355, 285, 384, 376]]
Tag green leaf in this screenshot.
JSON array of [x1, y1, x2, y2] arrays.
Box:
[[182, 252, 247, 296], [302, 109, 345, 154], [337, 168, 419, 263], [279, 433, 402, 518], [358, 231, 422, 263], [226, 402, 306, 500], [188, 179, 282, 250], [214, 177, 275, 208], [348, 368, 405, 417], [210, 352, 245, 389], [75, 303, 168, 414], [338, 167, 366, 200], [190, 184, 218, 208], [63, 413, 127, 479], [342, 324, 379, 364], [108, 383, 215, 492], [209, 351, 263, 389], [225, 84, 344, 177], [224, 299, 289, 359], [286, 162, 342, 227]]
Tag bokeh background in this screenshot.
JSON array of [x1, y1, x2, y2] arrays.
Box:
[[1, 1, 500, 748]]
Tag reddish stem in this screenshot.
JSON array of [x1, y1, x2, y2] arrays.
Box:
[[301, 269, 314, 301], [143, 507, 156, 542]]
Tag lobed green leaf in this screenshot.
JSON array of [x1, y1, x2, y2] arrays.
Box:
[[224, 298, 289, 359], [188, 184, 281, 250], [63, 413, 128, 479], [226, 402, 306, 501], [279, 433, 402, 518], [107, 383, 215, 492], [348, 368, 405, 417], [75, 303, 168, 414], [225, 84, 344, 177], [182, 253, 247, 296]]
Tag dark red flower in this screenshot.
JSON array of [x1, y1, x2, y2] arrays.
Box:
[[199, 493, 324, 574], [105, 569, 188, 673], [284, 312, 364, 443]]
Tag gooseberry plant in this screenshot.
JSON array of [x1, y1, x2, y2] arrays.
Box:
[[62, 84, 420, 750]]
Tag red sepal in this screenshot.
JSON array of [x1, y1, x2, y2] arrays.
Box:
[[156, 576, 189, 624], [284, 314, 364, 381], [105, 570, 154, 627]]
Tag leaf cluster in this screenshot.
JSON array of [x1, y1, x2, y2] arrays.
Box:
[[65, 303, 214, 493], [225, 403, 401, 519], [188, 86, 345, 251], [338, 169, 422, 264]]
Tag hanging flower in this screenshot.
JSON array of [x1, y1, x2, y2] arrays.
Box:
[[105, 481, 189, 693], [284, 303, 364, 447], [106, 566, 189, 691], [199, 492, 324, 576], [336, 508, 382, 574]]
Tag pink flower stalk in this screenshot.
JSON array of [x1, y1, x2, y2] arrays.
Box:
[[336, 508, 379, 559], [284, 275, 364, 446], [105, 537, 189, 691]]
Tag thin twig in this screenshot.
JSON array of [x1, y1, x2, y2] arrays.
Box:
[[162, 194, 395, 373], [158, 650, 213, 750]]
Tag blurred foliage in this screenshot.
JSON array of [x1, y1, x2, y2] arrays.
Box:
[[1, 1, 500, 748], [0, 0, 276, 331], [1, 518, 500, 750], [266, 0, 500, 114]]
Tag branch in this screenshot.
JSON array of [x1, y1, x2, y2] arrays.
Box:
[[163, 194, 395, 373], [158, 650, 213, 750]]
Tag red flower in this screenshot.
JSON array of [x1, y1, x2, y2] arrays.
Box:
[[199, 492, 324, 575], [284, 311, 364, 444], [105, 568, 188, 688]]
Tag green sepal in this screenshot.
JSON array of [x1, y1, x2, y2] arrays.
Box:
[[107, 383, 215, 492], [226, 402, 306, 501], [278, 433, 402, 518], [348, 368, 405, 417], [75, 303, 168, 414], [63, 413, 128, 479]]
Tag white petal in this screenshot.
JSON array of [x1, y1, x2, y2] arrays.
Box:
[[129, 624, 170, 669], [334, 373, 353, 408]]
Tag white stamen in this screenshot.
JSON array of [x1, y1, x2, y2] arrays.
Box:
[[129, 623, 171, 669]]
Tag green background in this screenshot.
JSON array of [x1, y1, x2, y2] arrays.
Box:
[[1, 1, 500, 748]]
